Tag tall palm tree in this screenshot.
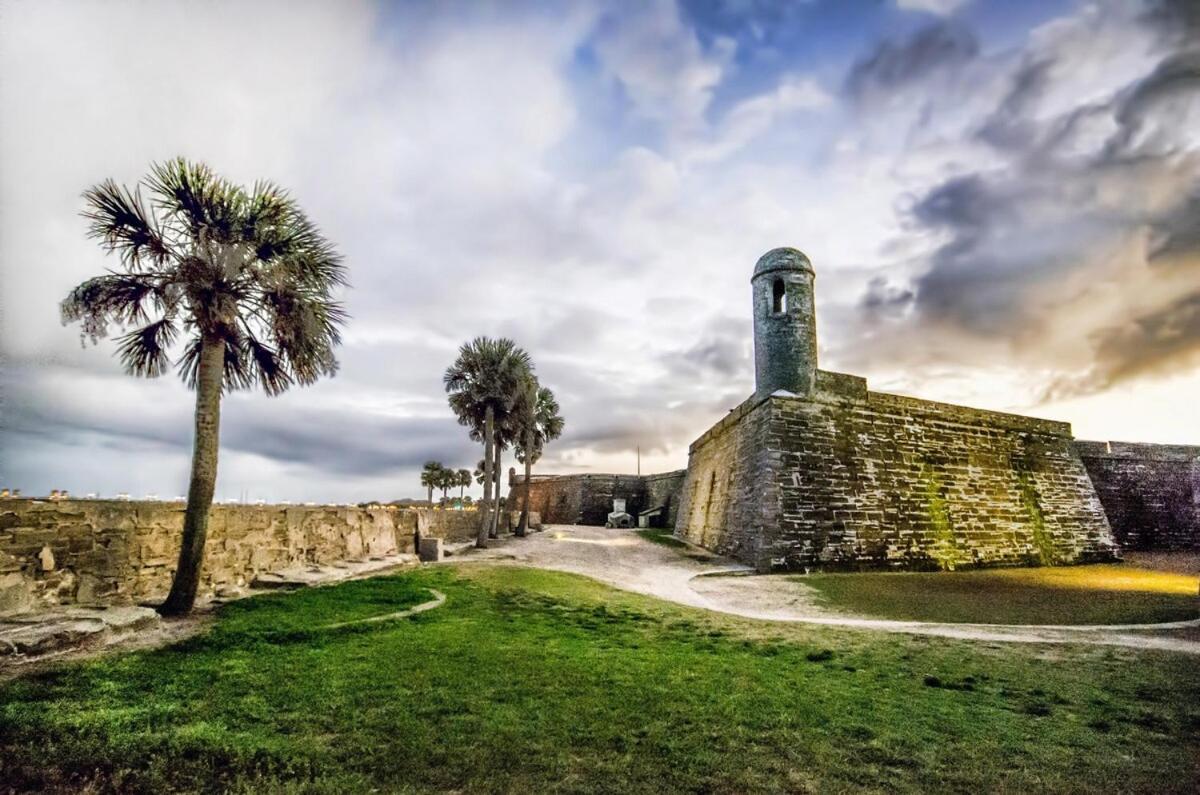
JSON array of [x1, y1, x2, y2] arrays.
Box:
[[491, 408, 520, 538], [444, 337, 531, 548], [62, 158, 346, 616], [513, 378, 564, 536]]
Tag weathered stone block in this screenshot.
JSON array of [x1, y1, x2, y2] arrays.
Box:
[[418, 537, 443, 562], [0, 572, 32, 615]]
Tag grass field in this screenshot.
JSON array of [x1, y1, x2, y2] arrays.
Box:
[[2, 566, 1198, 793], [799, 564, 1200, 625], [634, 528, 688, 548]]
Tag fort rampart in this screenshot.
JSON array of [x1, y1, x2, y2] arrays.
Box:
[[0, 500, 480, 615], [675, 374, 1119, 572], [1075, 441, 1200, 551], [508, 470, 687, 527]]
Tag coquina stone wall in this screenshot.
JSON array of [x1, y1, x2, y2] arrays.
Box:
[[0, 500, 480, 615], [1075, 441, 1200, 551], [508, 470, 686, 527], [675, 372, 1119, 572]]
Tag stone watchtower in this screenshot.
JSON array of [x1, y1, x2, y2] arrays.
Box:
[[752, 247, 817, 399]]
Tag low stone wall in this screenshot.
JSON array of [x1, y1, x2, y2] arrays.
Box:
[[508, 471, 686, 526], [1075, 441, 1200, 551], [0, 500, 480, 615]]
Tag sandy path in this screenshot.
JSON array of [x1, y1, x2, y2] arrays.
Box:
[[457, 524, 1200, 654]]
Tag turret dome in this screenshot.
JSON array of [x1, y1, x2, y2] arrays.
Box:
[[752, 247, 813, 280]]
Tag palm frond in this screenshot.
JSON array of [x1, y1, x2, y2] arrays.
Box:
[[81, 180, 171, 268], [60, 273, 167, 342], [115, 318, 178, 377], [146, 158, 245, 244], [242, 334, 292, 396]]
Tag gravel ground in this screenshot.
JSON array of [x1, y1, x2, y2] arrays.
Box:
[[459, 524, 1200, 654]]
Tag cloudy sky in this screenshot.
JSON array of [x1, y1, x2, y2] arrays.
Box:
[[1, 0, 1198, 502]]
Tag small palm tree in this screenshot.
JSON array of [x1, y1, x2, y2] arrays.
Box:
[[62, 158, 347, 616], [513, 378, 564, 536], [444, 337, 532, 547], [436, 467, 456, 503], [420, 461, 443, 507], [456, 468, 472, 502]]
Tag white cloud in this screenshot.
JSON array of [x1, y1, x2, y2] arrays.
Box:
[[590, 0, 732, 136], [3, 0, 1198, 501], [896, 0, 969, 16]]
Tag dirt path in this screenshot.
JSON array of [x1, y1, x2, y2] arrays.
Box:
[[457, 524, 1200, 654]]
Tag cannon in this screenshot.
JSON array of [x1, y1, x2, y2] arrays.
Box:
[[604, 498, 634, 529]]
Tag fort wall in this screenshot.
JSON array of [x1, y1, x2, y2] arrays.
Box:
[[1074, 441, 1200, 551], [0, 500, 479, 615], [675, 376, 1119, 572], [508, 470, 687, 527]]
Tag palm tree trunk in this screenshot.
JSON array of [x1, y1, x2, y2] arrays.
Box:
[[159, 337, 223, 616], [478, 405, 494, 548], [489, 441, 503, 537], [517, 428, 533, 537]]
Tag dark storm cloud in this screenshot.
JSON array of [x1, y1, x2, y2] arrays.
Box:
[[910, 174, 1006, 231], [660, 316, 750, 380], [1140, 0, 1200, 42], [897, 4, 1200, 379], [221, 409, 479, 476], [1045, 290, 1200, 400], [2, 364, 478, 478], [976, 58, 1053, 150], [859, 276, 914, 317], [1149, 192, 1200, 263], [844, 20, 978, 101]]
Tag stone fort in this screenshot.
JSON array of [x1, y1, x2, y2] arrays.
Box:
[[512, 248, 1200, 571]]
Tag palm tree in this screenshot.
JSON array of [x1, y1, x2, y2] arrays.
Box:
[[444, 337, 532, 548], [436, 467, 456, 504], [420, 461, 443, 507], [491, 409, 519, 538], [513, 378, 564, 536], [456, 468, 472, 502], [62, 158, 346, 616]]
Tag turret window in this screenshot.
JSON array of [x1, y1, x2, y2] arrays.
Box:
[[772, 278, 787, 314]]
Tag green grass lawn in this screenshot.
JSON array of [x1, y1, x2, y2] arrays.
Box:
[[634, 528, 688, 548], [2, 566, 1198, 793], [798, 564, 1200, 626]]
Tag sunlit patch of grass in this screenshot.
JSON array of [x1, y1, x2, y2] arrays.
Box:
[[992, 564, 1199, 594], [799, 563, 1200, 625]]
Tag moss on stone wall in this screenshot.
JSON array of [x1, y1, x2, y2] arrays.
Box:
[[922, 465, 960, 571], [1016, 470, 1057, 566]]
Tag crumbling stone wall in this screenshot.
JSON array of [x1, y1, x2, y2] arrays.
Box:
[[676, 376, 1118, 572], [509, 471, 686, 526], [0, 500, 478, 614], [1075, 441, 1200, 551]]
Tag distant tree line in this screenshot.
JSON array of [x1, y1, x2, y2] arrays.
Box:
[[419, 462, 473, 508]]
